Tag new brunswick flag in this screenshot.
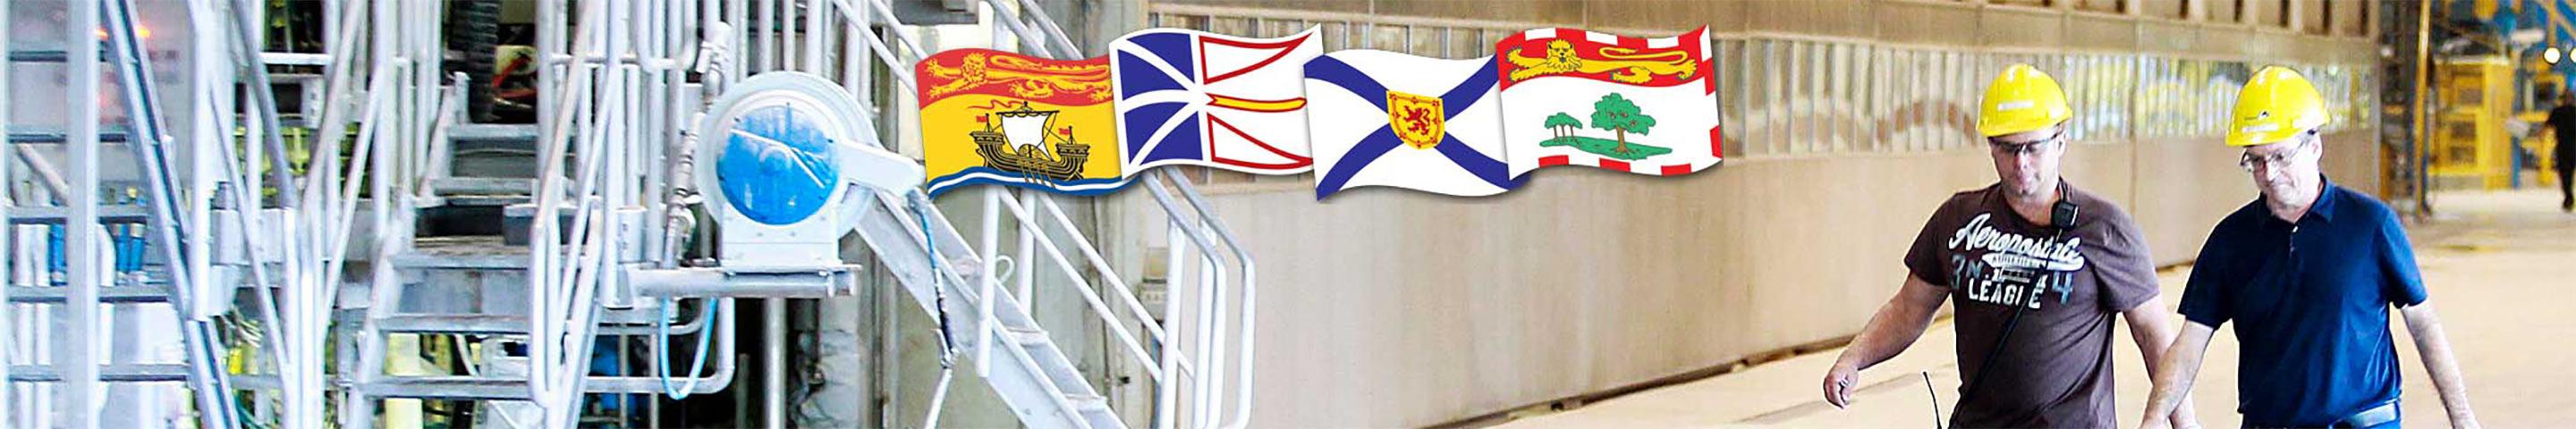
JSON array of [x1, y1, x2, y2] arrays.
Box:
[[916, 49, 1125, 197]]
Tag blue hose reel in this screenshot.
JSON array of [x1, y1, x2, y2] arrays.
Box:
[[695, 72, 921, 268]]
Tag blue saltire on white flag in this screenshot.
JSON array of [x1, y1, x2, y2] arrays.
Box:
[[1301, 51, 1519, 199]]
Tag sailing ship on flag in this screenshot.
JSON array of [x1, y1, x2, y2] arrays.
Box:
[[915, 48, 1125, 196]]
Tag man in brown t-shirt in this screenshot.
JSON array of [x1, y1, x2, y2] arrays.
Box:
[[1819, 64, 2197, 428]]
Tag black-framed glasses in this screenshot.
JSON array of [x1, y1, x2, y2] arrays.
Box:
[[1987, 130, 2066, 156]]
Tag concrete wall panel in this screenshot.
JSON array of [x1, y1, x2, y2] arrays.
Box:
[[1978, 6, 2067, 50], [1105, 1, 2388, 426], [1873, 2, 1982, 47], [1140, 130, 2377, 426], [1585, 0, 1744, 33], [2065, 14, 2140, 52]]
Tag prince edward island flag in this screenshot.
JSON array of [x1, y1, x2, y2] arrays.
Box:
[[1303, 51, 1516, 199], [1112, 27, 1322, 174], [1496, 27, 1722, 177]]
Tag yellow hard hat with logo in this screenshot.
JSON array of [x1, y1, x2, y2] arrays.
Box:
[[2224, 66, 2328, 147], [1976, 63, 2072, 138]]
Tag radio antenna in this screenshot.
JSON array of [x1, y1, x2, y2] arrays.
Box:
[[1924, 371, 1945, 429]]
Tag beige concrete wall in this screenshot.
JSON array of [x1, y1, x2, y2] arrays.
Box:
[[1106, 132, 2373, 427], [1096, 1, 2389, 426]]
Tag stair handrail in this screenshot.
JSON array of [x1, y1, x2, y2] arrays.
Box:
[[976, 1, 1265, 427]]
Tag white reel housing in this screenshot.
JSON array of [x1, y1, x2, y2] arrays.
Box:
[[694, 72, 921, 269]]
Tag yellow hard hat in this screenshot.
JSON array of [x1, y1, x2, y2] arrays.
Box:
[[2224, 66, 2328, 147], [1976, 63, 2072, 138]]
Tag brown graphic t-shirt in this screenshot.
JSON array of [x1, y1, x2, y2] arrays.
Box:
[[1902, 183, 2160, 428]]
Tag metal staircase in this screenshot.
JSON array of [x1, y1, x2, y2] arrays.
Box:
[[0, 0, 1258, 427], [0, 0, 265, 427], [818, 0, 1261, 427]]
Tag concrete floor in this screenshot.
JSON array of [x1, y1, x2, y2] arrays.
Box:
[[1498, 189, 2576, 428]]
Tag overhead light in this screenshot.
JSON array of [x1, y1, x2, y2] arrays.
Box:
[[2549, 47, 2564, 64]]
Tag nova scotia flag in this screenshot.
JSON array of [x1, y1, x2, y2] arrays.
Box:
[[1302, 51, 1519, 199]]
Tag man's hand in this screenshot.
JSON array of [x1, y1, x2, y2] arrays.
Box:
[[2167, 404, 2201, 429], [1824, 275, 1948, 410], [2450, 415, 2484, 429], [2121, 298, 2199, 429], [2141, 323, 2219, 429], [2140, 401, 2202, 429], [1822, 362, 1859, 408]]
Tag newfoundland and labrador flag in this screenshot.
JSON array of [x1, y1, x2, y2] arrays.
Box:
[[1496, 27, 1722, 177], [1302, 51, 1517, 199], [1111, 28, 1322, 174]]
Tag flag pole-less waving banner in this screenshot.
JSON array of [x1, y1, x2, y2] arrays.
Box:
[[1303, 51, 1517, 198], [1497, 27, 1722, 177], [913, 26, 1725, 198], [917, 49, 1124, 197], [1113, 28, 1324, 174]]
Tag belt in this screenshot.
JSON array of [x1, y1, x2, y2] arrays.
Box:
[[2331, 399, 2401, 429]]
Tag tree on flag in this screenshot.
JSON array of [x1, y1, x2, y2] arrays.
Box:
[[1533, 93, 1674, 160], [1497, 27, 1722, 177], [1544, 113, 1580, 139], [1588, 93, 1657, 155]]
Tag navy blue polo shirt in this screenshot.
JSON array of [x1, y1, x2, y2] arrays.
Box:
[[2178, 178, 2428, 427]]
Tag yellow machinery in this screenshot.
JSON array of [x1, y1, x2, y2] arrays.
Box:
[[2430, 56, 2517, 189]]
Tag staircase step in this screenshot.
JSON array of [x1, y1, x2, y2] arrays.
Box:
[[1001, 326, 1050, 345], [361, 375, 531, 400], [377, 313, 671, 335], [449, 123, 540, 149], [437, 195, 533, 207], [393, 235, 528, 269], [363, 374, 736, 400], [377, 314, 532, 334], [1065, 393, 1110, 411], [256, 52, 329, 66], [6, 47, 106, 63], [8, 285, 172, 304], [8, 130, 132, 144], [428, 177, 536, 196], [8, 364, 190, 383], [9, 205, 151, 224], [425, 177, 537, 207]]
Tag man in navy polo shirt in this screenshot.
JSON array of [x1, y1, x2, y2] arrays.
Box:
[[2139, 67, 2479, 429]]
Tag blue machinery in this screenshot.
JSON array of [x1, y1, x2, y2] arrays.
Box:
[[0, 1, 1258, 428]]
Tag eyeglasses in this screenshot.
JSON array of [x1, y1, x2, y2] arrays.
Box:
[[2237, 138, 2315, 172], [1987, 130, 2065, 156]]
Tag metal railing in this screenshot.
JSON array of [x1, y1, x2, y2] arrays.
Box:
[[0, 0, 1259, 426], [801, 0, 1264, 426], [979, 1, 1263, 426]]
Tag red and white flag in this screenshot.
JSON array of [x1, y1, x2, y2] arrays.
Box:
[[1496, 27, 1722, 177]]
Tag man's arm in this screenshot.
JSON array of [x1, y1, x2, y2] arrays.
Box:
[[2140, 321, 2218, 429], [1823, 274, 1947, 408], [2122, 298, 2199, 428], [2401, 302, 2479, 429]]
